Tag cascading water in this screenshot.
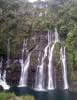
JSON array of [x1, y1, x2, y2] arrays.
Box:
[[0, 58, 10, 90], [47, 28, 59, 90], [54, 28, 59, 43], [34, 45, 49, 91], [60, 47, 69, 90], [47, 30, 54, 90], [47, 43, 55, 90], [34, 30, 52, 91], [34, 52, 41, 90], [34, 28, 60, 91], [0, 39, 11, 90], [19, 39, 27, 87], [19, 39, 31, 87]]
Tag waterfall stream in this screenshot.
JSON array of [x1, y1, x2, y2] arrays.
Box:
[[60, 47, 69, 89], [47, 43, 55, 90], [47, 28, 59, 90], [0, 28, 69, 91], [18, 29, 69, 91], [19, 39, 31, 87], [34, 30, 52, 91], [54, 28, 59, 43], [19, 53, 31, 87], [34, 45, 49, 91], [34, 28, 60, 91], [0, 39, 10, 90], [7, 28, 68, 91], [0, 58, 10, 90]]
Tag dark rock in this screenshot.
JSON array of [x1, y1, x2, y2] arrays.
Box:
[[0, 85, 4, 91], [6, 60, 21, 86]]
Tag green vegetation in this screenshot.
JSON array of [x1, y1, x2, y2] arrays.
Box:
[[0, 92, 35, 100], [0, 0, 77, 83]]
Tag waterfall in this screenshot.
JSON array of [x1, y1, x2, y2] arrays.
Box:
[[0, 39, 11, 90], [19, 39, 31, 87], [34, 45, 49, 91], [34, 30, 52, 91], [60, 47, 69, 90], [0, 58, 10, 90], [34, 28, 59, 91], [47, 28, 59, 90], [47, 30, 54, 90], [47, 43, 55, 90], [54, 28, 59, 43]]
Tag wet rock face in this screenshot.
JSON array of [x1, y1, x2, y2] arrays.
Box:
[[5, 30, 49, 87], [6, 60, 21, 86], [53, 43, 64, 89], [0, 30, 65, 89], [27, 31, 49, 87], [70, 81, 77, 92], [27, 31, 48, 51]]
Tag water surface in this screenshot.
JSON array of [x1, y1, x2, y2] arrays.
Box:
[[9, 87, 77, 100]]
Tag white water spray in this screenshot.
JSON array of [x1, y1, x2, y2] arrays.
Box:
[[19, 39, 31, 87], [47, 28, 59, 90], [34, 28, 59, 91], [60, 47, 69, 90], [0, 58, 10, 90], [47, 43, 55, 90], [34, 45, 49, 91], [54, 28, 59, 43]]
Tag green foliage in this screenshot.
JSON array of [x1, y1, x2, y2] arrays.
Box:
[[54, 43, 61, 65], [0, 92, 15, 100], [21, 96, 35, 100], [0, 92, 35, 100], [0, 0, 77, 81], [66, 25, 77, 81]]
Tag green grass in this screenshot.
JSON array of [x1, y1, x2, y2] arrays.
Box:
[[0, 92, 35, 100]]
